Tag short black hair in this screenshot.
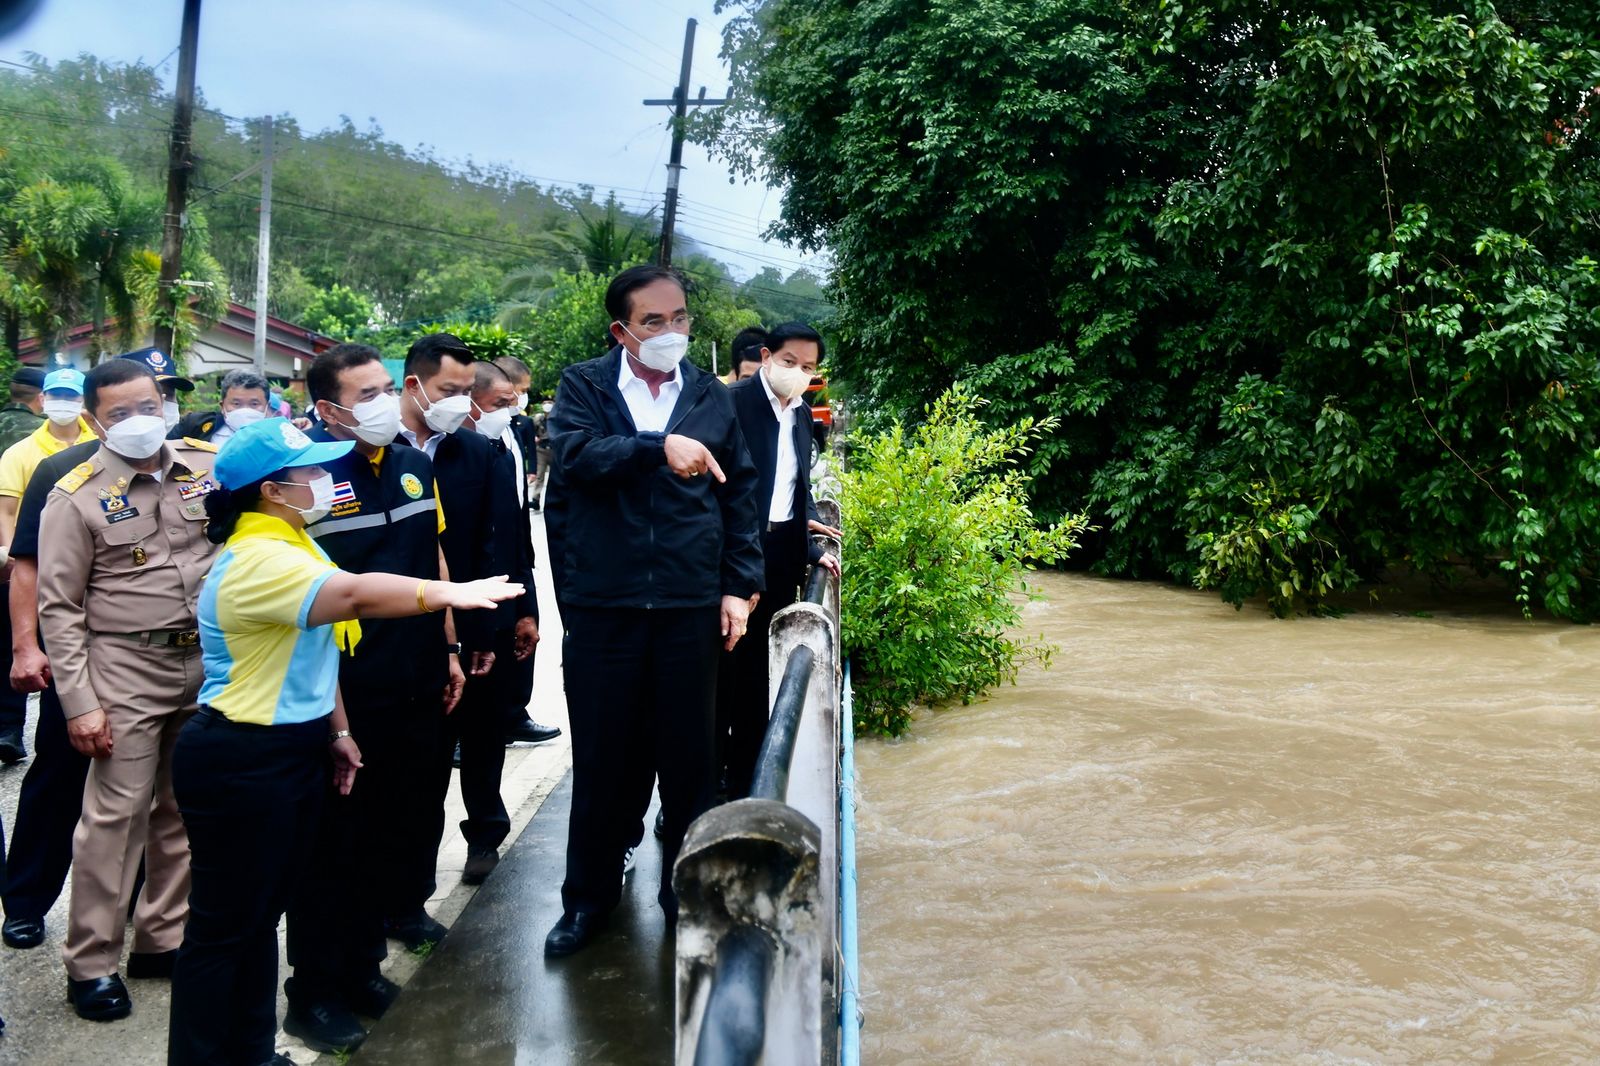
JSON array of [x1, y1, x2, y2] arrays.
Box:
[[765, 321, 826, 362], [731, 326, 769, 370], [307, 343, 383, 406], [218, 368, 271, 402], [605, 265, 686, 323], [7, 381, 39, 403], [84, 358, 158, 419], [404, 332, 475, 380]]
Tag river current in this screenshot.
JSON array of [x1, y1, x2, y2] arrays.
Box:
[[855, 572, 1600, 1064]]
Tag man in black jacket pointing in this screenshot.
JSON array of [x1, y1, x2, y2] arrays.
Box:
[[543, 265, 763, 957]]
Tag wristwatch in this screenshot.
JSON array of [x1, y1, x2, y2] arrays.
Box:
[[446, 642, 463, 656], [329, 729, 352, 744]]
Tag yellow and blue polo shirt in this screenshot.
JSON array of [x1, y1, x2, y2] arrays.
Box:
[[197, 513, 344, 725], [0, 418, 97, 499]]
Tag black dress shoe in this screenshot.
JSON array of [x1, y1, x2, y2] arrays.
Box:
[[462, 846, 499, 885], [0, 729, 24, 765], [505, 719, 562, 745], [67, 973, 132, 1021], [283, 999, 366, 1052], [343, 973, 401, 1019], [384, 911, 447, 951], [126, 949, 178, 979], [3, 916, 44, 948], [544, 911, 606, 958]]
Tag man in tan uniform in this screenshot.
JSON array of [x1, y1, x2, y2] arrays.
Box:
[[37, 358, 220, 1021]]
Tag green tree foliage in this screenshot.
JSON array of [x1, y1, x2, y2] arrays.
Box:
[[741, 266, 832, 326], [842, 387, 1087, 736], [706, 0, 1600, 619], [301, 283, 374, 340], [522, 270, 611, 396]]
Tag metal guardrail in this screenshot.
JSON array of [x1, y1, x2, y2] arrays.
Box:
[[674, 501, 845, 1066]]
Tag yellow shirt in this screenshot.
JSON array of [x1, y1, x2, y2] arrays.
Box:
[[0, 419, 97, 499], [197, 512, 360, 726]]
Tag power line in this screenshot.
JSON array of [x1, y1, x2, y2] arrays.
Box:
[[495, 0, 680, 84], [532, 0, 682, 68], [0, 56, 253, 126], [564, 0, 684, 66]]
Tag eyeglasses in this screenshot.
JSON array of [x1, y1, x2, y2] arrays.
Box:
[[624, 314, 693, 336]]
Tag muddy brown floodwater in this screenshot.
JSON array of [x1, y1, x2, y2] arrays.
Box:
[[854, 572, 1600, 1065]]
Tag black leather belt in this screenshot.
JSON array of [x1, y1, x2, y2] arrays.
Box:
[[101, 629, 200, 648]]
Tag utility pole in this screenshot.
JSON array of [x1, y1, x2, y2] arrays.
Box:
[[644, 18, 726, 267], [251, 115, 274, 375], [154, 0, 202, 358]]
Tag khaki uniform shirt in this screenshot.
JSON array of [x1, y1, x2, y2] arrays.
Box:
[[37, 439, 222, 719]]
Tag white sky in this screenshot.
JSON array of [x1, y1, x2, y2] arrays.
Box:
[[2, 0, 826, 281]]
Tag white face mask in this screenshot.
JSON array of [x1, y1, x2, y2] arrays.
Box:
[[541, 400, 553, 414], [622, 325, 690, 374], [275, 473, 336, 525], [332, 393, 401, 448], [515, 392, 530, 412], [474, 407, 514, 439], [42, 398, 83, 426], [412, 379, 473, 435], [764, 364, 812, 402], [223, 408, 267, 432], [162, 399, 181, 430], [98, 414, 168, 460]]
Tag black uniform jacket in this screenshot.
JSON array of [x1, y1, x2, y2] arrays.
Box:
[[399, 429, 497, 654], [303, 429, 447, 703], [545, 346, 763, 610], [727, 375, 825, 567]]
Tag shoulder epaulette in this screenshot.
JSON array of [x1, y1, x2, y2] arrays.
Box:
[[55, 461, 96, 494], [181, 437, 220, 453]]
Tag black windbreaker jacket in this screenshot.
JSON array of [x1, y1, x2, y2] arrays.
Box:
[[545, 347, 763, 609]]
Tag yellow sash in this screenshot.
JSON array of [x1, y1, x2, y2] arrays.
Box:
[[227, 512, 362, 653]]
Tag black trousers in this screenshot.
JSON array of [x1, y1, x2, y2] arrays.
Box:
[[718, 520, 808, 800], [287, 691, 441, 1002], [561, 605, 721, 917], [169, 710, 328, 1066], [0, 583, 24, 741], [441, 630, 518, 852], [2, 680, 87, 920]]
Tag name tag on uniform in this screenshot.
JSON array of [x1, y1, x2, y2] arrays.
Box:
[[105, 506, 141, 524]]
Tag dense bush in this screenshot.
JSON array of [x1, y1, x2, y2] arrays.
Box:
[[705, 0, 1600, 619], [840, 387, 1087, 737]]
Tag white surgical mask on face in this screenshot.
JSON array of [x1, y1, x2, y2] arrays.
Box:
[[334, 393, 401, 447], [541, 400, 553, 414], [98, 414, 168, 460], [764, 364, 812, 402], [162, 399, 181, 430], [413, 379, 473, 435], [515, 392, 530, 412], [276, 473, 336, 525], [223, 408, 267, 432], [474, 407, 514, 439], [42, 398, 83, 426], [622, 324, 689, 374]]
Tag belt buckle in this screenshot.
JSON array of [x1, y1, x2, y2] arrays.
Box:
[[174, 630, 199, 648]]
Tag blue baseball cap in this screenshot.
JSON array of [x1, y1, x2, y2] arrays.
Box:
[[117, 347, 193, 391], [42, 367, 85, 396], [214, 418, 354, 489]]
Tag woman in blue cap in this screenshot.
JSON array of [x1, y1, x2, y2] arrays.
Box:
[[166, 418, 521, 1066]]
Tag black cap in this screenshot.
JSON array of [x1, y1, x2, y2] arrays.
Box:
[[117, 347, 194, 391], [10, 367, 45, 389]]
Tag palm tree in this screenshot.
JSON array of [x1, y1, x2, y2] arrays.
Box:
[[497, 195, 657, 329]]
